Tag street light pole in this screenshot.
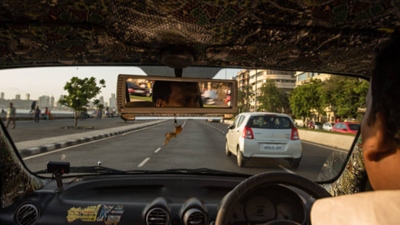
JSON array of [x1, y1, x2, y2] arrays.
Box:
[[254, 69, 257, 112]]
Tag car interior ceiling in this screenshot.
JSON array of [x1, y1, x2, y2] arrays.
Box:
[[1, 1, 399, 225]]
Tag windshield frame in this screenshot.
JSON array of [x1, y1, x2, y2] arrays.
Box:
[[0, 66, 370, 184]]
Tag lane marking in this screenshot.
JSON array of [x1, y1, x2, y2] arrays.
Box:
[[182, 120, 187, 128], [301, 140, 349, 152], [137, 157, 150, 167], [23, 124, 164, 160], [204, 122, 227, 134], [279, 165, 296, 174], [154, 147, 161, 153], [23, 136, 116, 160]]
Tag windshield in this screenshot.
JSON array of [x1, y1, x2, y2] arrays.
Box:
[[348, 124, 361, 131], [1, 67, 368, 182], [247, 116, 293, 129]]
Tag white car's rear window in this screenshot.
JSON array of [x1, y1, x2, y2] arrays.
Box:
[[247, 116, 293, 129]]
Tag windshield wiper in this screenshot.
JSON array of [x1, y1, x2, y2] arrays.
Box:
[[126, 168, 249, 177], [35, 167, 249, 177], [35, 166, 126, 174]]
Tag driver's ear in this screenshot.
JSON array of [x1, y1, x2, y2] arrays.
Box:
[[155, 99, 165, 107], [363, 112, 398, 162]]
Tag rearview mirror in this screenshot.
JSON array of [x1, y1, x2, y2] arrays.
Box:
[[117, 75, 237, 114], [228, 125, 235, 129]]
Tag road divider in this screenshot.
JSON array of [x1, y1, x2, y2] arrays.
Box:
[[297, 129, 354, 151], [18, 120, 168, 158]]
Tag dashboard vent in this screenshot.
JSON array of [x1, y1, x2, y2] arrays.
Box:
[[184, 208, 206, 225], [15, 204, 39, 225], [146, 208, 169, 225]]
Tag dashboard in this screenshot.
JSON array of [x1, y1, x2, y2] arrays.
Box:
[[0, 174, 315, 225]]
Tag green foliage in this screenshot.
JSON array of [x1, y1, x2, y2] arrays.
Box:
[[59, 77, 106, 127], [238, 86, 254, 113], [289, 79, 324, 120], [289, 76, 369, 120], [258, 79, 289, 112], [321, 77, 369, 118]]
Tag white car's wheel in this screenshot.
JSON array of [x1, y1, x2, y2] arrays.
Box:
[[225, 142, 231, 156], [237, 147, 245, 167]]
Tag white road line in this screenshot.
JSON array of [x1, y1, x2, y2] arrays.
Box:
[[279, 165, 296, 174], [23, 136, 115, 160], [137, 157, 150, 167], [182, 120, 187, 128], [154, 147, 161, 153], [23, 124, 163, 160]]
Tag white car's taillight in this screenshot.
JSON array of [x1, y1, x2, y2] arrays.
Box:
[[291, 127, 299, 140], [242, 126, 254, 139]]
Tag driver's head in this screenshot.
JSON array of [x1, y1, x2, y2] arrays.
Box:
[[361, 37, 400, 190], [152, 81, 201, 107]]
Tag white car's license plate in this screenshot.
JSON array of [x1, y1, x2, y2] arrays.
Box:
[[261, 144, 283, 151]]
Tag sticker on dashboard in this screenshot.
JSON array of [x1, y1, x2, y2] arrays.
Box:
[[66, 204, 124, 224], [67, 204, 101, 223]]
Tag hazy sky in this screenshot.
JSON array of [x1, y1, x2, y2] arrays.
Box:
[[0, 67, 241, 101]]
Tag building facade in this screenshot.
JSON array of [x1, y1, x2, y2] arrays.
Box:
[[236, 69, 296, 112], [295, 72, 332, 86], [109, 94, 117, 109]]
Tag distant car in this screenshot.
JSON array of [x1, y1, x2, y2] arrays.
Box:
[[332, 122, 360, 134], [323, 122, 335, 131], [128, 87, 150, 96], [226, 112, 302, 168], [314, 122, 323, 130], [225, 95, 231, 107]]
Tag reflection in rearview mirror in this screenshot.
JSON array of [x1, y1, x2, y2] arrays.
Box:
[[117, 75, 237, 114], [125, 78, 232, 108]]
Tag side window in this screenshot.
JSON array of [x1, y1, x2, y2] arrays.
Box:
[[282, 118, 290, 128], [233, 116, 240, 126], [237, 116, 246, 127], [337, 123, 343, 129]]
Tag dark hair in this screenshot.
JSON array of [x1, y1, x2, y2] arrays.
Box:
[[152, 81, 172, 104], [369, 37, 400, 147]]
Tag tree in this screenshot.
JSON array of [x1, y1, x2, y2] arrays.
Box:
[[238, 86, 254, 113], [321, 76, 369, 120], [258, 79, 289, 112], [289, 79, 324, 124], [59, 77, 106, 127]]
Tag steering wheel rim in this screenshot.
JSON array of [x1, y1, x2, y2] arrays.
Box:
[[215, 172, 331, 225]]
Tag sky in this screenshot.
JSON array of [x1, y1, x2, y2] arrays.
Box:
[[0, 67, 242, 101]]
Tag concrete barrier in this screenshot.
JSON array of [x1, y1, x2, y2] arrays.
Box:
[[223, 120, 234, 125], [298, 129, 355, 150], [223, 120, 355, 150]]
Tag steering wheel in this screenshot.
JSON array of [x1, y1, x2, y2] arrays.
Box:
[[215, 172, 331, 225]]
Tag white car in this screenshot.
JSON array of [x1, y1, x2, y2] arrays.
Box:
[[225, 112, 302, 168], [323, 122, 335, 131], [314, 122, 323, 129]]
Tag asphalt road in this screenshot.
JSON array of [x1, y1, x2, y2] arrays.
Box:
[[23, 120, 345, 181]]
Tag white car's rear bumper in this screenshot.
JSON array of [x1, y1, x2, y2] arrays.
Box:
[[239, 137, 302, 159]]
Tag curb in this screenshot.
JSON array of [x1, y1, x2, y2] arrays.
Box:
[[19, 121, 167, 158]]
